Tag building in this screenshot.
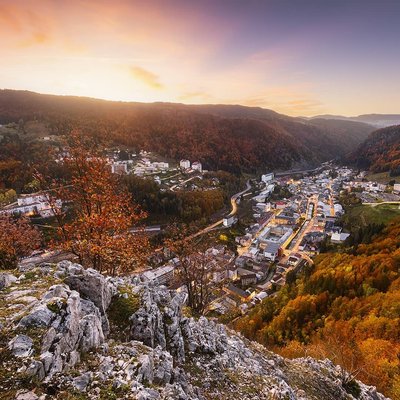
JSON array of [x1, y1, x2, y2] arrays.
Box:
[[224, 284, 253, 302], [192, 161, 202, 172], [111, 162, 128, 174], [275, 201, 287, 210], [179, 159, 191, 169], [238, 270, 257, 287], [261, 173, 275, 183], [394, 183, 400, 193], [259, 225, 293, 247], [2, 192, 61, 218], [223, 215, 237, 227], [331, 232, 350, 244], [263, 242, 281, 262], [141, 265, 175, 285], [287, 254, 301, 266]]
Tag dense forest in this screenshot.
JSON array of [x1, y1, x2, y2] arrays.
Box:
[[349, 125, 400, 175], [0, 90, 375, 174], [234, 219, 400, 398], [124, 172, 241, 223]]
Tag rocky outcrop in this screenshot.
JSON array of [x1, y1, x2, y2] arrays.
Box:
[[0, 273, 17, 290], [0, 261, 388, 400]]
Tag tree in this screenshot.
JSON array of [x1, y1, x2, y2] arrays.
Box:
[[38, 132, 149, 275], [166, 227, 220, 315], [0, 189, 17, 205], [0, 215, 41, 269]]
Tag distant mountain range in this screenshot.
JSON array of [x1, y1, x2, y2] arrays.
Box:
[[0, 89, 384, 173], [309, 114, 400, 128]]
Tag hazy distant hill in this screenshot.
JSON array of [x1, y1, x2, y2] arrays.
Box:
[[311, 113, 400, 128], [349, 125, 400, 174], [0, 90, 375, 173]]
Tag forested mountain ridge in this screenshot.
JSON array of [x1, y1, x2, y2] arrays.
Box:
[[0, 90, 375, 173], [233, 219, 400, 398], [348, 124, 400, 174]]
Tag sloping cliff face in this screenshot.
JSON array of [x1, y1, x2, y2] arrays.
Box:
[[0, 262, 387, 400]]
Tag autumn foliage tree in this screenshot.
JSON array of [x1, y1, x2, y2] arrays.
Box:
[[0, 215, 41, 269], [39, 132, 148, 275], [166, 227, 218, 315], [234, 218, 400, 398]]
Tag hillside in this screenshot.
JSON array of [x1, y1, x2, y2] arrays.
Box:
[[0, 261, 387, 400], [233, 219, 400, 398], [349, 125, 400, 174], [0, 90, 374, 173]]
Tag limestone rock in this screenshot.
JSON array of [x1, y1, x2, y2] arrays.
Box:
[[8, 334, 33, 357], [63, 265, 116, 314], [0, 273, 17, 290], [72, 372, 92, 392], [0, 261, 389, 400]]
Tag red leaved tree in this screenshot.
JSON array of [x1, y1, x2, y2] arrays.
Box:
[[0, 215, 42, 269], [38, 132, 149, 275]]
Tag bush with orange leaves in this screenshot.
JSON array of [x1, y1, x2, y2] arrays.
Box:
[[37, 132, 149, 276], [0, 214, 41, 269]]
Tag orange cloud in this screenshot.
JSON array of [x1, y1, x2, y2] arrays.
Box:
[[130, 66, 163, 89]]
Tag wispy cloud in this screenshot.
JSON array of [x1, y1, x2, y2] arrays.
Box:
[[130, 66, 164, 89]]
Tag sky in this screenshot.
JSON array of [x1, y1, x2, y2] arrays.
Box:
[[0, 0, 399, 116]]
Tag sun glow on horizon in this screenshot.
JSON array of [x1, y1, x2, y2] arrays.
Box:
[[1, 0, 400, 116]]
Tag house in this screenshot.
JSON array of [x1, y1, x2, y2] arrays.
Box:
[[141, 265, 175, 285], [111, 162, 128, 174], [224, 284, 253, 302], [180, 159, 191, 169], [394, 183, 400, 193], [275, 201, 287, 210], [252, 291, 268, 304], [261, 173, 274, 183], [331, 232, 350, 243], [263, 242, 281, 262], [237, 268, 257, 286], [2, 192, 61, 218], [223, 215, 237, 227], [192, 161, 202, 172], [275, 213, 299, 225], [287, 254, 301, 266]]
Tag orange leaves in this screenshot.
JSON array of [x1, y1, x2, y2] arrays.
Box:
[[0, 214, 42, 269], [41, 131, 149, 275]]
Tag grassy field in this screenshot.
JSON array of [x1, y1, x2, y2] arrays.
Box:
[[345, 203, 400, 228], [365, 171, 397, 184]]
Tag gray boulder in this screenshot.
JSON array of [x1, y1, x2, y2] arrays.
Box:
[[72, 372, 92, 392], [0, 273, 17, 290], [8, 334, 33, 357], [18, 306, 55, 328], [63, 265, 116, 314]]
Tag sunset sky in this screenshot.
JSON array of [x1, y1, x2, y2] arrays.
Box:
[[1, 0, 399, 116]]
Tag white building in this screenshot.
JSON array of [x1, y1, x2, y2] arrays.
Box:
[[331, 232, 350, 243], [180, 159, 191, 169], [393, 183, 400, 193], [261, 173, 274, 183], [192, 161, 202, 172], [2, 193, 61, 218], [223, 215, 237, 227], [264, 242, 281, 262], [153, 162, 169, 170]]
